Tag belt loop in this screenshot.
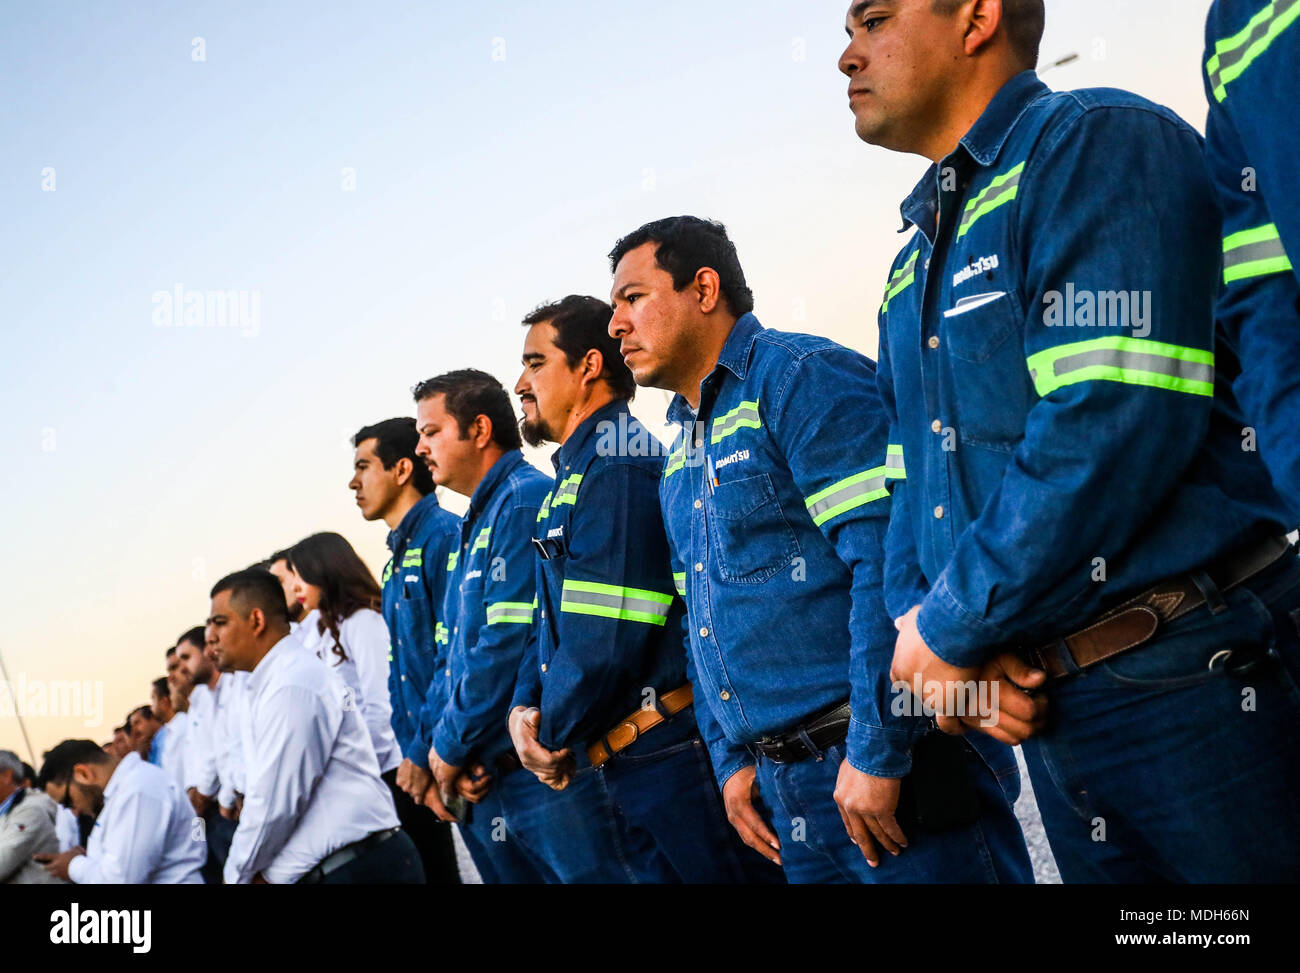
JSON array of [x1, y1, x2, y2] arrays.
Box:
[[651, 693, 672, 720], [1190, 569, 1228, 615], [795, 726, 824, 762]]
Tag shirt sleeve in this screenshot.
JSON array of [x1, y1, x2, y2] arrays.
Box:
[[344, 610, 396, 752], [0, 802, 55, 881], [68, 791, 169, 884], [771, 346, 927, 777], [531, 463, 680, 750], [916, 105, 1223, 666], [224, 684, 335, 884], [432, 504, 539, 768], [184, 697, 219, 797], [875, 304, 931, 620]]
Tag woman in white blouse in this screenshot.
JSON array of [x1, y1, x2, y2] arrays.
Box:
[[286, 533, 401, 781]]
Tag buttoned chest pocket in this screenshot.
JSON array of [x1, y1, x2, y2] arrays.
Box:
[[940, 290, 1033, 451], [707, 473, 800, 584]]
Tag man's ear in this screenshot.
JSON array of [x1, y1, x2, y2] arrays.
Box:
[[393, 456, 414, 487], [693, 267, 722, 314], [962, 0, 1003, 57], [72, 764, 95, 787], [249, 606, 267, 636], [581, 348, 604, 389], [471, 414, 495, 450]]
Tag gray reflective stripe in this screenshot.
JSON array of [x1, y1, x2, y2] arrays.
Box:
[[1224, 236, 1290, 270], [957, 164, 1024, 238], [806, 472, 888, 523], [1208, 0, 1300, 96], [711, 403, 761, 441], [1051, 348, 1215, 385], [561, 587, 673, 622], [885, 451, 905, 478]]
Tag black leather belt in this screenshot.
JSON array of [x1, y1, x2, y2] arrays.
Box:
[[750, 700, 851, 765], [296, 827, 400, 884]]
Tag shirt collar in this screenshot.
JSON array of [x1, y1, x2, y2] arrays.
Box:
[[105, 751, 141, 801], [0, 789, 18, 817], [247, 632, 301, 695], [387, 491, 443, 555], [552, 399, 628, 472], [899, 70, 1049, 232], [666, 313, 763, 425], [466, 449, 526, 521]]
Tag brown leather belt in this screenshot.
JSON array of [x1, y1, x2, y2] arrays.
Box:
[[586, 684, 694, 769], [1022, 534, 1293, 683]]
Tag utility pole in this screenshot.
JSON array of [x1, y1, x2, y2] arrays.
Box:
[[0, 647, 38, 767]]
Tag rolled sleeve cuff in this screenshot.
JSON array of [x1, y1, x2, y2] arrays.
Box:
[[431, 726, 471, 769], [845, 716, 915, 778], [709, 748, 754, 792], [916, 578, 1003, 669]]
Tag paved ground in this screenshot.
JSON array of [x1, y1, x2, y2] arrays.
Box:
[[452, 749, 1063, 884]]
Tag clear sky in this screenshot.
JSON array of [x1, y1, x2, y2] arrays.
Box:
[[0, 0, 1215, 762]]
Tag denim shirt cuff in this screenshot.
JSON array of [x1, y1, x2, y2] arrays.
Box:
[[845, 716, 914, 778], [916, 580, 999, 668], [713, 754, 754, 791], [431, 727, 470, 769], [403, 737, 431, 770]]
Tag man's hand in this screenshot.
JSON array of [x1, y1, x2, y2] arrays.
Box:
[[508, 706, 574, 790], [421, 746, 464, 823], [890, 606, 982, 735], [188, 788, 213, 817], [397, 758, 432, 802], [833, 762, 906, 867], [219, 803, 239, 821], [35, 847, 84, 882], [456, 764, 493, 803], [721, 765, 781, 866], [961, 651, 1048, 744]]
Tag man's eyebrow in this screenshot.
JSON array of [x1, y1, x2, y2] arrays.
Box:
[[849, 0, 879, 26], [522, 351, 546, 363], [613, 280, 644, 298]]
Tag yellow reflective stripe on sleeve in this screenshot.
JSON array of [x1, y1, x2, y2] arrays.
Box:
[[804, 466, 890, 527], [1027, 336, 1215, 398], [711, 400, 761, 445], [957, 162, 1025, 239], [880, 249, 919, 313], [1224, 223, 1293, 283], [1207, 0, 1300, 102], [471, 527, 491, 553], [885, 444, 905, 482], [485, 601, 534, 625], [560, 579, 674, 626]]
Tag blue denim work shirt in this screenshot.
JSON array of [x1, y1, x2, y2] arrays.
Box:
[[431, 450, 552, 769], [511, 399, 692, 756], [661, 312, 929, 788], [381, 491, 460, 770], [876, 70, 1292, 669], [1204, 0, 1300, 518]]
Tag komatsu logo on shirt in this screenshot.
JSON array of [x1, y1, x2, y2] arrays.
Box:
[[952, 254, 1000, 287], [714, 449, 750, 471], [465, 569, 482, 581]]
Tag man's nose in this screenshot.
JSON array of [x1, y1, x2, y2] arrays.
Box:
[[838, 41, 861, 78]]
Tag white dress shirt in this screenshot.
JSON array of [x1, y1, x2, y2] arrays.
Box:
[[183, 682, 218, 795], [297, 609, 400, 774], [67, 752, 204, 884], [159, 711, 190, 791], [55, 805, 80, 852], [211, 671, 249, 807], [224, 632, 399, 884]]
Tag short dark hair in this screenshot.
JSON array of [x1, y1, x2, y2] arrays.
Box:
[[210, 568, 292, 624], [608, 216, 754, 318], [165, 645, 177, 658], [411, 369, 523, 450], [151, 677, 169, 701], [522, 296, 635, 401], [932, 0, 1044, 67], [20, 762, 35, 786], [129, 705, 155, 724], [177, 626, 206, 651], [267, 548, 292, 567], [352, 418, 436, 496], [39, 740, 109, 786]]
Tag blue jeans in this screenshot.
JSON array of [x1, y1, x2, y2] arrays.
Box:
[[458, 771, 558, 884], [597, 713, 785, 884], [1021, 550, 1300, 882], [311, 829, 425, 884], [200, 807, 236, 885], [755, 737, 1033, 883]]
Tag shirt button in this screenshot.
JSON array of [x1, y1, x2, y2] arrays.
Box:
[[720, 690, 731, 701], [934, 506, 945, 519], [928, 336, 940, 349], [699, 627, 709, 638], [400, 675, 406, 682], [694, 499, 702, 510], [541, 663, 548, 673], [540, 611, 546, 620], [924, 258, 931, 270], [694, 563, 703, 572], [445, 668, 451, 676], [931, 419, 942, 433]]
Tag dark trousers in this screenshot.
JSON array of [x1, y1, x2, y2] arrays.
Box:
[[315, 829, 425, 884], [382, 767, 461, 884], [200, 807, 236, 885]]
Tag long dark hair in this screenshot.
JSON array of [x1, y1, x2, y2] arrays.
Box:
[[287, 532, 382, 662]]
